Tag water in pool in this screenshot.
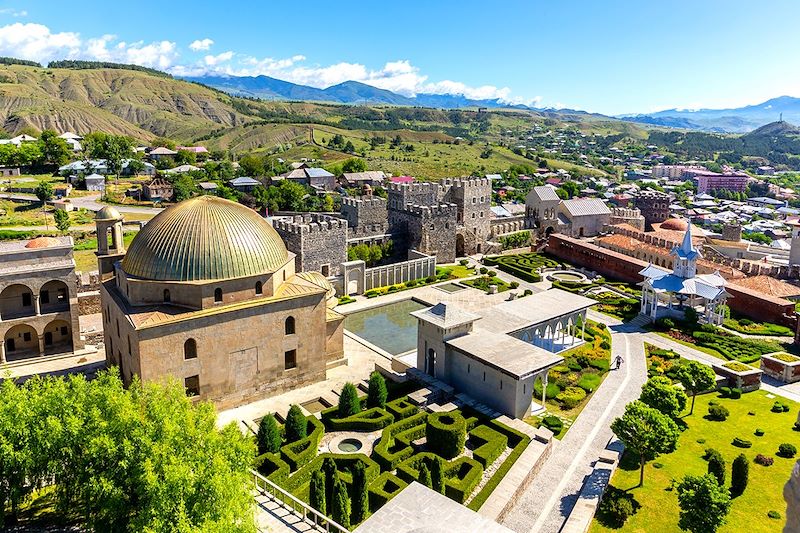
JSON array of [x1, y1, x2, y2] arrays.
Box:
[[344, 299, 427, 355]]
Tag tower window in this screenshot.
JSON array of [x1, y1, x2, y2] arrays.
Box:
[[255, 281, 263, 295], [184, 375, 200, 397], [184, 338, 197, 360], [284, 349, 297, 370], [163, 289, 170, 303], [285, 316, 296, 335], [214, 288, 222, 302]]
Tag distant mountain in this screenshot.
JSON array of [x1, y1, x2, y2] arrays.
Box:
[[621, 96, 800, 133], [183, 74, 523, 110]]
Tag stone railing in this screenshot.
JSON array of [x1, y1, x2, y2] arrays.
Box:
[[364, 252, 436, 291]]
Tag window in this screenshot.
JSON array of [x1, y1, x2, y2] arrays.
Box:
[[467, 363, 470, 374], [116, 319, 120, 336], [321, 265, 330, 277], [41, 290, 50, 304], [60, 326, 67, 336], [214, 288, 222, 303], [500, 380, 503, 390], [184, 375, 200, 397], [284, 349, 297, 370], [184, 338, 197, 360], [483, 371, 486, 382], [127, 336, 131, 354], [285, 316, 296, 335], [22, 292, 31, 307], [23, 332, 31, 342], [57, 288, 66, 302], [255, 281, 263, 295], [471, 213, 476, 219], [163, 289, 171, 303]]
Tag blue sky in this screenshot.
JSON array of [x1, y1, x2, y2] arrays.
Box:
[[1, 0, 798, 115]]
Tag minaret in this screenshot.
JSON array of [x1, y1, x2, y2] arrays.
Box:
[[790, 220, 800, 266], [95, 206, 126, 278]]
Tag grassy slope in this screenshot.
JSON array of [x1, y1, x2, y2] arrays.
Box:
[[590, 390, 797, 533]]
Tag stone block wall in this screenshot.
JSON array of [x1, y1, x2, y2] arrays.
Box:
[[387, 182, 440, 211], [341, 195, 388, 237], [389, 204, 458, 263], [273, 214, 347, 276]]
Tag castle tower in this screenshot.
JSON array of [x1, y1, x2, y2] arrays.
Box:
[[95, 206, 126, 278], [790, 220, 800, 266]]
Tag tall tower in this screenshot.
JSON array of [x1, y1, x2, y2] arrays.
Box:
[[95, 206, 126, 278], [671, 224, 700, 278], [790, 220, 800, 267]]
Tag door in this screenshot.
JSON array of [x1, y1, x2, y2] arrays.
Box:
[[44, 332, 53, 346]]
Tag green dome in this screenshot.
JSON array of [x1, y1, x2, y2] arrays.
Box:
[[122, 196, 288, 281]]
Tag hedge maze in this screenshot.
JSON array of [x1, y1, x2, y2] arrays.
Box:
[[256, 392, 531, 527], [483, 252, 562, 282]]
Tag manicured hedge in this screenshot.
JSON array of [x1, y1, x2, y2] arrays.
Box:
[[469, 424, 508, 468], [373, 412, 428, 470], [368, 472, 408, 510], [280, 415, 325, 470], [467, 421, 531, 511], [396, 452, 483, 504], [484, 252, 561, 283], [283, 453, 380, 495], [255, 452, 290, 483], [540, 415, 563, 434], [692, 331, 780, 363], [385, 397, 420, 420], [426, 411, 467, 459], [323, 407, 395, 432]]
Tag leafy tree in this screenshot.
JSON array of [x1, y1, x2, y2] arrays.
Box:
[[38, 129, 71, 166], [174, 149, 197, 166], [310, 469, 326, 515], [367, 371, 388, 409], [125, 158, 146, 175], [53, 209, 70, 232], [706, 449, 726, 486], [610, 401, 679, 487], [35, 180, 53, 204], [341, 158, 367, 173], [338, 382, 361, 418], [677, 361, 717, 415], [152, 137, 177, 149], [677, 474, 731, 533], [430, 457, 444, 494], [730, 453, 749, 497], [83, 132, 135, 178], [351, 461, 368, 524], [331, 477, 351, 528], [285, 405, 307, 442], [418, 462, 432, 488], [256, 413, 281, 455], [322, 457, 338, 508], [239, 153, 266, 176], [171, 173, 196, 202], [343, 140, 356, 153], [640, 376, 687, 419]]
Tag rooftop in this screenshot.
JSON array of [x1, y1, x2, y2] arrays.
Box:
[[561, 198, 611, 217], [446, 330, 562, 379]]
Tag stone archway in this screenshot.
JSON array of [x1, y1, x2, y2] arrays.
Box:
[[0, 283, 35, 319], [3, 323, 38, 360], [43, 319, 72, 354], [456, 234, 466, 258]]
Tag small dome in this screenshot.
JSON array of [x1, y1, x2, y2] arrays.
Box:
[[122, 196, 289, 282], [296, 271, 337, 308], [95, 206, 121, 220], [659, 218, 689, 231], [25, 237, 61, 249]]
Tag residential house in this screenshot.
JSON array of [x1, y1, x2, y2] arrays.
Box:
[[338, 171, 386, 188], [85, 173, 106, 192], [148, 147, 178, 161], [228, 176, 260, 193], [142, 178, 174, 201]]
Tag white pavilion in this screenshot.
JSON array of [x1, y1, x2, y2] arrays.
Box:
[[639, 223, 729, 325]]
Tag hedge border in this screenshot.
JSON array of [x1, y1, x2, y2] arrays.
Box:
[[385, 397, 420, 420], [373, 411, 427, 471], [395, 452, 483, 504], [469, 424, 508, 468], [323, 407, 395, 432], [368, 471, 408, 510], [280, 415, 325, 470], [426, 411, 467, 459]]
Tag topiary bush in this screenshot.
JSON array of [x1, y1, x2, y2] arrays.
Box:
[[754, 428, 765, 437], [541, 415, 564, 434], [257, 413, 282, 455], [338, 382, 362, 418], [706, 450, 726, 486], [469, 425, 508, 468], [708, 404, 730, 421], [556, 386, 587, 409], [731, 453, 749, 497], [368, 472, 407, 510], [768, 510, 782, 520], [426, 411, 467, 459], [285, 405, 308, 443], [754, 454, 774, 466], [778, 443, 797, 458], [509, 281, 519, 289], [729, 388, 742, 399], [732, 437, 752, 448], [772, 401, 790, 413], [367, 371, 388, 409]]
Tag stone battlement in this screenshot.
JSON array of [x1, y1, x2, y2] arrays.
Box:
[[441, 176, 490, 189], [341, 196, 387, 208], [272, 214, 346, 235], [610, 207, 641, 218], [403, 203, 458, 218], [387, 182, 440, 194]]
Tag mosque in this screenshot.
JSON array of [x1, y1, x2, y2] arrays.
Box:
[[96, 196, 344, 409]]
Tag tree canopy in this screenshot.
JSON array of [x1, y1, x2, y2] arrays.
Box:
[[677, 361, 717, 415], [677, 474, 731, 533], [639, 376, 687, 419]]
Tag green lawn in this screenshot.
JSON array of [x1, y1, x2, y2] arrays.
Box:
[[590, 390, 798, 533]]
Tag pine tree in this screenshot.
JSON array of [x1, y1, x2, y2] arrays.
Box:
[[418, 462, 432, 488], [256, 413, 281, 455], [331, 477, 351, 528], [430, 457, 444, 494], [285, 405, 307, 443], [322, 457, 338, 508], [310, 469, 326, 516], [351, 461, 369, 524], [367, 371, 388, 409], [338, 382, 361, 418], [731, 453, 749, 497]]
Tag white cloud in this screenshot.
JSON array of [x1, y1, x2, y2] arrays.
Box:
[[0, 23, 81, 63], [0, 8, 27, 17], [203, 51, 234, 66], [189, 38, 214, 51]]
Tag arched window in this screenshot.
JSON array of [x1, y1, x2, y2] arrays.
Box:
[[163, 289, 171, 303], [255, 281, 263, 295], [214, 288, 222, 303], [285, 316, 296, 335], [184, 338, 197, 360]]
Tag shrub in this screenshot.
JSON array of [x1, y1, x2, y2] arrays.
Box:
[[739, 318, 753, 326], [338, 382, 362, 418], [754, 428, 765, 437], [567, 358, 583, 371], [707, 451, 726, 486], [768, 510, 782, 520], [479, 267, 488, 274], [729, 388, 742, 399], [576, 355, 591, 368], [331, 477, 351, 528], [310, 469, 326, 515], [426, 412, 467, 459], [255, 452, 289, 483], [778, 443, 797, 458], [590, 358, 610, 372], [577, 372, 602, 393], [597, 486, 637, 527], [719, 386, 731, 398], [373, 412, 427, 470], [523, 289, 533, 296], [541, 415, 564, 434], [459, 259, 469, 266], [708, 404, 730, 421], [772, 401, 790, 413], [351, 461, 369, 524], [285, 405, 307, 442], [732, 437, 752, 448], [281, 416, 324, 470], [367, 371, 388, 409], [368, 472, 407, 509], [469, 425, 508, 468], [487, 270, 496, 277], [600, 340, 611, 350], [556, 386, 587, 409], [509, 281, 519, 289], [431, 456, 444, 494], [754, 454, 774, 466], [418, 462, 432, 488], [533, 379, 561, 400], [385, 397, 419, 420], [257, 413, 281, 455], [655, 317, 675, 330], [731, 453, 749, 497]]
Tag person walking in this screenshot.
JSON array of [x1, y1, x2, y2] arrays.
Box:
[[614, 355, 623, 370]]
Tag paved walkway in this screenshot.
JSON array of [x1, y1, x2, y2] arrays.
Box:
[[500, 316, 648, 533]]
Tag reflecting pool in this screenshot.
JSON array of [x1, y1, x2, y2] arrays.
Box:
[[344, 299, 427, 355]]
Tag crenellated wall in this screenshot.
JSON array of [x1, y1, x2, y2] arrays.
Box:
[[273, 214, 347, 276]]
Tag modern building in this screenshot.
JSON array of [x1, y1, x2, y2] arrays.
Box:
[[1, 236, 83, 363], [686, 169, 749, 194], [97, 196, 344, 409], [412, 289, 596, 419]]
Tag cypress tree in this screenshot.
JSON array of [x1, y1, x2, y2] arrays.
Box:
[[322, 457, 338, 508], [707, 450, 726, 487], [285, 405, 307, 443], [310, 469, 326, 516], [331, 477, 351, 528], [731, 453, 749, 497], [431, 457, 444, 494], [367, 371, 388, 409], [418, 462, 432, 488], [351, 461, 369, 524], [256, 413, 282, 455], [338, 382, 361, 418]]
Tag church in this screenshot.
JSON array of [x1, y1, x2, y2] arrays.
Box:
[[96, 196, 344, 409]]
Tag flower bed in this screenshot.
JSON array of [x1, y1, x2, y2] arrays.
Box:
[[461, 275, 511, 293], [761, 352, 800, 384], [483, 252, 562, 282], [723, 318, 793, 337]]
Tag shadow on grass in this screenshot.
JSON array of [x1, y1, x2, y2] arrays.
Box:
[[617, 450, 640, 472]]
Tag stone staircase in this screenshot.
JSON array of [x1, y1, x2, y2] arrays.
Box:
[[626, 314, 651, 329]]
